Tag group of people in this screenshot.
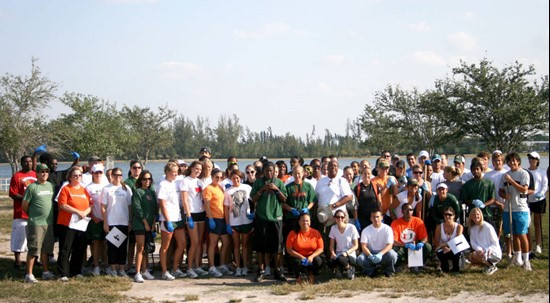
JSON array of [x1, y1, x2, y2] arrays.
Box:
[[8, 145, 547, 284]]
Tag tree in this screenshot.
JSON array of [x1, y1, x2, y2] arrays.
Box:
[[431, 59, 549, 152], [122, 105, 176, 165], [0, 58, 57, 174]]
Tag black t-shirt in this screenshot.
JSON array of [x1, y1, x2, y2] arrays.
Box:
[[355, 182, 379, 227]]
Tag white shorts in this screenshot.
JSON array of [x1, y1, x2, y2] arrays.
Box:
[[11, 219, 28, 253]]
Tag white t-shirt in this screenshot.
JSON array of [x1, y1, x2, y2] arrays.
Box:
[[180, 176, 205, 213], [82, 172, 108, 187], [315, 176, 353, 213], [360, 223, 394, 253], [223, 184, 253, 226], [460, 169, 473, 183], [157, 179, 182, 222], [86, 182, 108, 219], [395, 190, 422, 219], [100, 184, 132, 226], [527, 167, 548, 203], [499, 169, 530, 212], [484, 168, 508, 203], [221, 178, 233, 190], [328, 224, 360, 257], [430, 171, 445, 192]]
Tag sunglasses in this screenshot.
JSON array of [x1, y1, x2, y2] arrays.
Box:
[[404, 209, 414, 212], [39, 170, 50, 173], [413, 171, 422, 174], [334, 216, 345, 219], [113, 174, 123, 177], [528, 156, 536, 160], [132, 166, 142, 169], [246, 171, 255, 174], [142, 177, 152, 181], [72, 174, 82, 177], [443, 213, 454, 217]]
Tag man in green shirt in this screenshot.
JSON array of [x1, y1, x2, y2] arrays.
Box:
[[462, 159, 496, 228], [251, 162, 288, 282], [22, 163, 56, 283]]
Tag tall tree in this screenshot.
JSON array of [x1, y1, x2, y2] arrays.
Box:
[[0, 58, 57, 174], [431, 59, 549, 152]]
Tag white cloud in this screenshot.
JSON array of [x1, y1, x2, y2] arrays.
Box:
[[448, 32, 477, 51], [233, 22, 292, 39], [154, 61, 204, 79], [408, 21, 431, 32], [323, 54, 346, 65], [464, 11, 476, 19], [410, 50, 446, 66]]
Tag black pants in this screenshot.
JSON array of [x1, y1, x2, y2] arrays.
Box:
[[436, 249, 460, 272], [291, 256, 323, 277], [57, 225, 87, 277], [107, 225, 129, 265], [328, 254, 357, 270]]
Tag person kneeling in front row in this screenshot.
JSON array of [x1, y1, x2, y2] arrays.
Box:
[[357, 210, 398, 277], [286, 212, 324, 284]]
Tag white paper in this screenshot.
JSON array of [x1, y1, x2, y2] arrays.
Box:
[[69, 213, 91, 232], [105, 227, 127, 248], [408, 248, 423, 267], [447, 234, 470, 255]]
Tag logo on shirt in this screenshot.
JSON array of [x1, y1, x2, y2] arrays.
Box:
[[195, 187, 202, 193], [70, 194, 87, 199], [400, 228, 416, 244], [37, 190, 53, 196]]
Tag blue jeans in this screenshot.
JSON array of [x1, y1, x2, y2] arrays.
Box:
[[357, 250, 398, 276]]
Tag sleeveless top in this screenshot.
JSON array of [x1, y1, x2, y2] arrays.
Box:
[[439, 222, 458, 244]]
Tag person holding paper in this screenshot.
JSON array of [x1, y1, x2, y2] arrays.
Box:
[[356, 210, 398, 278], [433, 206, 463, 273], [101, 167, 133, 278], [391, 203, 431, 273], [57, 166, 91, 281], [468, 207, 501, 275]]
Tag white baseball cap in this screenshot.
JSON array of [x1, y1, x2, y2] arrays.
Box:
[[418, 150, 429, 159], [528, 151, 540, 160]]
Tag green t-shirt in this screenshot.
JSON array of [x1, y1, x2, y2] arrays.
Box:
[[284, 181, 317, 219], [462, 178, 495, 219], [125, 177, 138, 192], [430, 193, 460, 225], [132, 188, 158, 230], [251, 178, 287, 222], [23, 181, 54, 226]]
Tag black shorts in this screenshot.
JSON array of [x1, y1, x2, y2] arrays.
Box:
[[529, 199, 547, 214], [133, 230, 146, 236], [209, 218, 228, 235], [252, 219, 283, 254], [191, 212, 206, 222]]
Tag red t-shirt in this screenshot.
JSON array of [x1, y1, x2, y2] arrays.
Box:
[[391, 217, 428, 245], [9, 170, 37, 219], [286, 228, 324, 257], [57, 185, 91, 226]]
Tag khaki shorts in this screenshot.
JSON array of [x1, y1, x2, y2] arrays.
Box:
[[26, 225, 55, 256]]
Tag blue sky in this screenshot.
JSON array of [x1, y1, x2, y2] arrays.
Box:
[[1, 0, 548, 137]]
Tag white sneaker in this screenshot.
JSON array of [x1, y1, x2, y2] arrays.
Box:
[[134, 273, 144, 283], [484, 265, 498, 275], [209, 266, 223, 277], [218, 265, 233, 275], [92, 267, 101, 276], [171, 269, 186, 278], [511, 254, 524, 267], [523, 260, 532, 271], [24, 274, 39, 283], [186, 269, 199, 279], [106, 268, 117, 277], [161, 271, 175, 281], [59, 276, 69, 282], [42, 271, 56, 280], [535, 245, 542, 254], [234, 267, 242, 277], [194, 267, 209, 276], [241, 267, 248, 276], [141, 270, 155, 280], [265, 266, 272, 276], [118, 270, 129, 278]]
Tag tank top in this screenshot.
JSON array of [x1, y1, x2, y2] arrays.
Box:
[[439, 222, 458, 244]]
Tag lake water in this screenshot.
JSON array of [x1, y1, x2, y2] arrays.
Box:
[[1, 155, 548, 180]]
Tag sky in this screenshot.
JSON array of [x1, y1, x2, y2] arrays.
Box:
[[1, 0, 548, 137]]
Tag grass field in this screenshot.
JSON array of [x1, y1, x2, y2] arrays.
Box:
[[0, 196, 547, 302]]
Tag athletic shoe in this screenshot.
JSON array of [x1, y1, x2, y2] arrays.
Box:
[[535, 245, 542, 255], [24, 274, 39, 283], [75, 274, 84, 279], [241, 268, 249, 276], [194, 267, 209, 277], [42, 271, 57, 280], [171, 269, 186, 278], [410, 267, 421, 274], [209, 266, 223, 278], [161, 272, 175, 281], [106, 268, 117, 277], [255, 270, 265, 282], [234, 267, 242, 277], [142, 271, 155, 280], [264, 266, 272, 276], [218, 265, 233, 275], [92, 267, 101, 276], [81, 267, 91, 276], [334, 267, 343, 279], [59, 276, 69, 282], [118, 270, 129, 278], [347, 267, 355, 280], [484, 265, 498, 275], [523, 260, 532, 271], [134, 273, 144, 283], [186, 269, 199, 279], [274, 268, 287, 282], [128, 266, 137, 275], [511, 254, 524, 267]]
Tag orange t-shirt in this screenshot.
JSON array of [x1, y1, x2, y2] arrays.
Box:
[[390, 217, 428, 245], [203, 184, 225, 219], [286, 228, 324, 257], [57, 185, 91, 226], [372, 176, 391, 214]]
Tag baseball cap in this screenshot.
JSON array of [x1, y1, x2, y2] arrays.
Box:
[[528, 151, 540, 159], [492, 150, 503, 155], [88, 155, 101, 162], [36, 163, 49, 172], [177, 160, 187, 166], [392, 154, 400, 160], [436, 183, 448, 190], [418, 150, 429, 159], [407, 179, 418, 186], [259, 156, 268, 162], [453, 155, 465, 164], [377, 159, 390, 169], [199, 147, 211, 154], [91, 163, 104, 173], [432, 154, 442, 162]]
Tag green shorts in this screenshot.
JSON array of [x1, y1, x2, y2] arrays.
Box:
[[86, 220, 106, 241], [26, 225, 54, 256], [232, 223, 253, 234]]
